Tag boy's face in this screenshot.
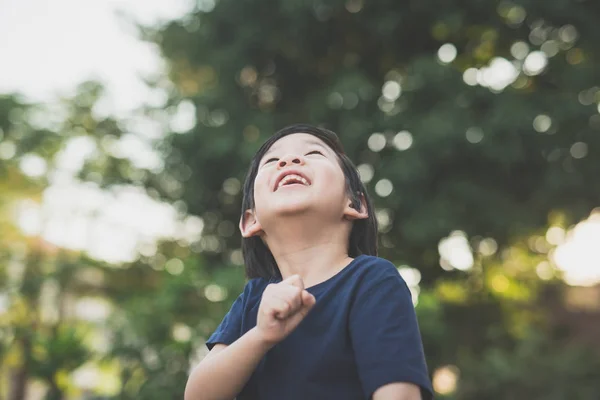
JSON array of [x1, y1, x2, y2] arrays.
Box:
[[248, 133, 350, 232]]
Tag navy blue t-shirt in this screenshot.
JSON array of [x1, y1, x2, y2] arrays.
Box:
[[206, 255, 433, 400]]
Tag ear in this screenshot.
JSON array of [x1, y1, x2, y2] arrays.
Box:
[[343, 193, 369, 221], [239, 209, 264, 238]]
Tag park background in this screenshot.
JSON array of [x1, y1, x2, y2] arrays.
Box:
[[1, 0, 600, 399]]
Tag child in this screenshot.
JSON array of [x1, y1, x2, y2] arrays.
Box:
[[185, 124, 433, 400]]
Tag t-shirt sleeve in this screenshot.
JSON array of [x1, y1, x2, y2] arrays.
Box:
[[205, 285, 247, 350], [350, 261, 433, 400]]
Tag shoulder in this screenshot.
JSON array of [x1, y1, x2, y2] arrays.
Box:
[[245, 276, 273, 291], [352, 255, 405, 284], [239, 276, 274, 306], [353, 255, 400, 275], [348, 255, 411, 297]]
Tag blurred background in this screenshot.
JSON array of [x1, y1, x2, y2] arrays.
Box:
[[1, 0, 600, 399]]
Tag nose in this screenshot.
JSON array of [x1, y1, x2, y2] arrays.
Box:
[[277, 154, 304, 169]]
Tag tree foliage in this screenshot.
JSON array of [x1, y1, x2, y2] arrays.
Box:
[[2, 0, 600, 398]]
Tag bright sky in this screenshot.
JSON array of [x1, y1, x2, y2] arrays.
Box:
[[0, 0, 192, 114], [1, 0, 198, 264]]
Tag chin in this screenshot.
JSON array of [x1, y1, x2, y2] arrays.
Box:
[[270, 201, 313, 216]]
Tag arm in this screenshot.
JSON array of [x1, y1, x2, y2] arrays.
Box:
[[373, 382, 422, 400], [184, 328, 273, 400], [185, 275, 316, 400]]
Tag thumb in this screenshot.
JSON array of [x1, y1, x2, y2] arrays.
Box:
[[286, 290, 316, 327], [300, 290, 316, 313]]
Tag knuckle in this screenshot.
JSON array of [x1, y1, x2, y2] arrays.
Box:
[[293, 287, 302, 298], [264, 284, 278, 296]]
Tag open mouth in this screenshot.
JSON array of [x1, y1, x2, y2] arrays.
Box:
[[275, 173, 311, 191]]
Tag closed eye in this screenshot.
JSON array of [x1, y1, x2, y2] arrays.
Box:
[[306, 150, 324, 156], [264, 157, 279, 164]]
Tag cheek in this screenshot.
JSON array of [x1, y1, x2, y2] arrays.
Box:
[[252, 173, 271, 204], [320, 167, 347, 197], [317, 168, 347, 204]]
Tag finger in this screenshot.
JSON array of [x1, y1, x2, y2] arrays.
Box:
[[301, 290, 316, 309], [300, 290, 316, 314], [271, 286, 302, 312], [282, 274, 305, 290], [265, 297, 292, 319], [286, 292, 316, 325]]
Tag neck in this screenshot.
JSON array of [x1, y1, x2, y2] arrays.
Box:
[[263, 218, 353, 287]]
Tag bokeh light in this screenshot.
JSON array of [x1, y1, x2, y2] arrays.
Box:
[[433, 365, 459, 395], [533, 114, 552, 133], [465, 127, 484, 144], [437, 43, 457, 64], [523, 51, 548, 75], [374, 179, 393, 197], [382, 81, 401, 101], [172, 323, 193, 342], [368, 132, 386, 152], [398, 266, 421, 305], [478, 237, 498, 256], [438, 231, 474, 271], [393, 131, 413, 151], [553, 212, 600, 286], [570, 142, 588, 159], [357, 163, 374, 183], [510, 41, 529, 59], [19, 153, 47, 177], [204, 284, 228, 302], [463, 68, 478, 86], [478, 57, 519, 91], [0, 141, 16, 160]]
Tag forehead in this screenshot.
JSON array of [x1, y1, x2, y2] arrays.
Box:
[[264, 133, 329, 154]]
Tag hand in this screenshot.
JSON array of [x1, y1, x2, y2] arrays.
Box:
[[256, 275, 316, 345]]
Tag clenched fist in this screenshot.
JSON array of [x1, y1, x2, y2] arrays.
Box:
[[256, 275, 316, 345]]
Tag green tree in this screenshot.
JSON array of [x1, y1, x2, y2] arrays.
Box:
[[0, 93, 98, 400], [1, 84, 246, 399], [3, 0, 600, 398], [138, 0, 600, 397]]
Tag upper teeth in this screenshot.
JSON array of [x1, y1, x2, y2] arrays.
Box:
[[278, 174, 309, 188]]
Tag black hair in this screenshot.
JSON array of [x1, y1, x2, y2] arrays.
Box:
[[240, 124, 378, 279]]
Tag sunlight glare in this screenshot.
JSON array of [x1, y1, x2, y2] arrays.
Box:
[[55, 136, 97, 173], [170, 100, 197, 133], [19, 154, 47, 177], [16, 200, 43, 236], [21, 183, 192, 264], [75, 297, 112, 322], [553, 213, 600, 286]]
